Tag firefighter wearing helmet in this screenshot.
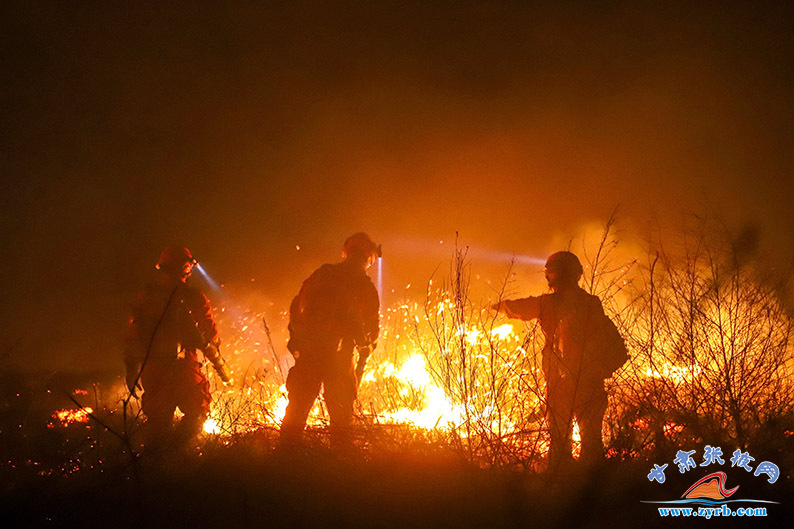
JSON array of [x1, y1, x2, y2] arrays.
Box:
[[280, 233, 381, 448], [492, 251, 627, 468], [124, 246, 230, 452]]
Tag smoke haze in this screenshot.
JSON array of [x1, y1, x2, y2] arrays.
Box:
[[2, 1, 792, 372]]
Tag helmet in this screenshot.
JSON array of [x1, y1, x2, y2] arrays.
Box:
[[545, 251, 583, 286], [342, 233, 381, 264], [156, 246, 197, 277]]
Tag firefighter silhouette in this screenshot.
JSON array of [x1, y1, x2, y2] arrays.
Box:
[[280, 233, 380, 448], [124, 246, 230, 452], [493, 251, 627, 467]]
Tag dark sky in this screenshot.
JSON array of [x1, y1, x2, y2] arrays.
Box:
[[2, 1, 793, 373]]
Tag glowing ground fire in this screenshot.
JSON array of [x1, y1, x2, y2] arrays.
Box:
[[41, 248, 790, 476], [198, 289, 546, 446], [53, 407, 93, 426], [43, 236, 786, 468], [190, 271, 757, 464]]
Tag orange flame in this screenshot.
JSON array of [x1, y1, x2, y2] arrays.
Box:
[[53, 407, 93, 425]]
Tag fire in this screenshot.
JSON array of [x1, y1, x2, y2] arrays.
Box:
[[571, 419, 581, 459], [378, 354, 464, 429], [645, 363, 702, 383], [53, 407, 93, 426], [395, 354, 431, 387], [663, 421, 686, 436], [200, 288, 537, 442], [203, 418, 221, 435], [272, 385, 289, 423], [461, 327, 481, 346], [490, 324, 513, 340], [193, 240, 791, 469], [27, 227, 793, 477]]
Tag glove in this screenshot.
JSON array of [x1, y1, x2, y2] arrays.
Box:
[[355, 346, 371, 386], [214, 358, 232, 385], [204, 343, 232, 385]]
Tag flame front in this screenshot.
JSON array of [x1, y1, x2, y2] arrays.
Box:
[[203, 418, 221, 435], [201, 289, 539, 447], [377, 354, 464, 429], [190, 240, 794, 468]]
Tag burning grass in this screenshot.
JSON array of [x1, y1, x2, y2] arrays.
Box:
[[31, 217, 793, 469], [192, 253, 554, 469], [3, 217, 794, 526], [194, 219, 794, 470]]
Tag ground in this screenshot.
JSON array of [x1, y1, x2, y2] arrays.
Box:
[[2, 370, 791, 528]]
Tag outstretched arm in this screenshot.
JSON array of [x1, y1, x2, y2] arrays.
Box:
[[491, 296, 542, 321]]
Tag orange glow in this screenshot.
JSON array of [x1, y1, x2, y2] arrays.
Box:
[[53, 407, 93, 425], [571, 419, 581, 459]]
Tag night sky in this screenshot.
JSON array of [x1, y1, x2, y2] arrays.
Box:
[[2, 1, 793, 373]]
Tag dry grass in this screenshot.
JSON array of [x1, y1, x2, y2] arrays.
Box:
[[2, 214, 794, 526]]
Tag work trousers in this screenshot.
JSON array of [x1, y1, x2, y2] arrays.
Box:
[[140, 358, 210, 449], [545, 367, 607, 467], [280, 345, 357, 447]]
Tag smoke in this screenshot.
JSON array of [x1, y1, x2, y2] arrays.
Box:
[[1, 1, 792, 373]]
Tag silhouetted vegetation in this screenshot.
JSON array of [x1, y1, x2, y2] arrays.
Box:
[[2, 216, 793, 527]]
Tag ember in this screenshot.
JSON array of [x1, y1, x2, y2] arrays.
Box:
[[53, 407, 93, 426], [198, 274, 547, 461], [181, 222, 793, 467], [48, 223, 789, 469]]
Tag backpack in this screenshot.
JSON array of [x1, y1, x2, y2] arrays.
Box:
[[289, 264, 369, 353], [589, 312, 629, 377]]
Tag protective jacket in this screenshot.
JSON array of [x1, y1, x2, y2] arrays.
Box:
[[502, 287, 612, 381], [288, 261, 379, 356], [502, 286, 617, 465], [281, 260, 379, 446], [124, 276, 219, 440]]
